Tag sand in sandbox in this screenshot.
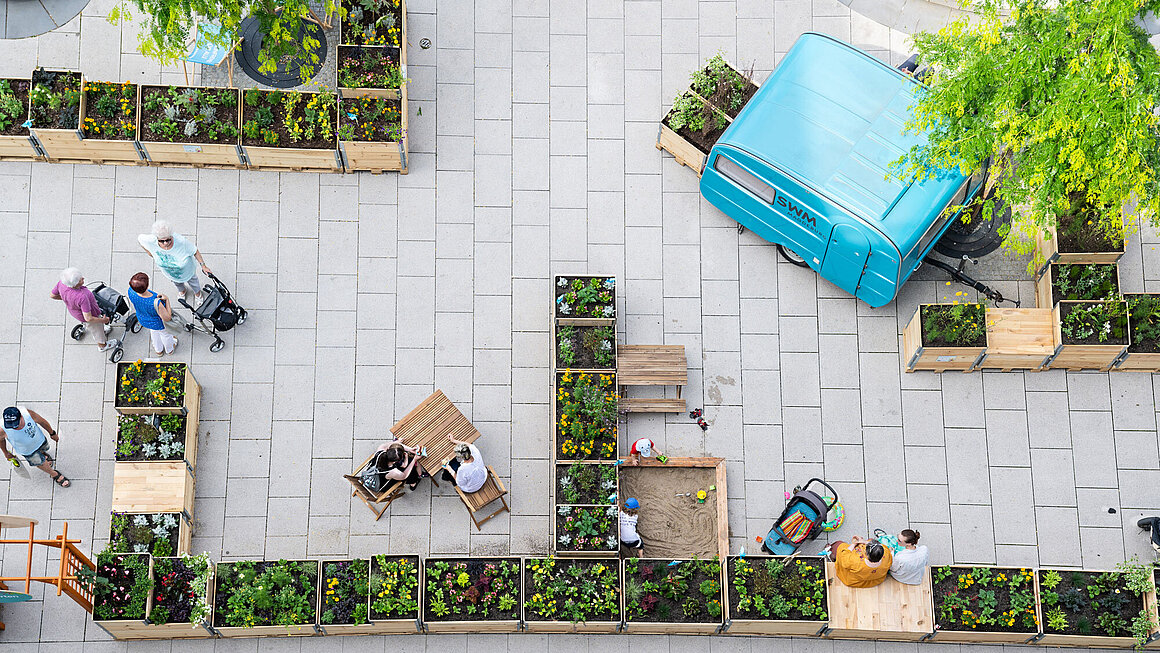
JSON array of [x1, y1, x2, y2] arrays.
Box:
[[618, 466, 718, 559]]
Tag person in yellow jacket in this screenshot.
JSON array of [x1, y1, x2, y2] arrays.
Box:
[[826, 535, 892, 588]]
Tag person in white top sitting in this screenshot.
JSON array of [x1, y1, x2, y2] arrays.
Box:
[[889, 528, 930, 585], [620, 497, 644, 551], [441, 436, 487, 494]]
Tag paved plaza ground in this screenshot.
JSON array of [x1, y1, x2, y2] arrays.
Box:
[[1, 0, 1159, 649]]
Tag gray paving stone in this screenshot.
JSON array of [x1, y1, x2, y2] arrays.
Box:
[[949, 503, 996, 564], [1025, 391, 1072, 448], [1030, 448, 1077, 507], [984, 409, 1030, 467], [1034, 506, 1083, 567], [989, 466, 1037, 545], [1065, 372, 1112, 411]]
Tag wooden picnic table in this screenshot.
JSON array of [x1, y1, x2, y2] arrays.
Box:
[[390, 390, 481, 477], [617, 344, 688, 396]]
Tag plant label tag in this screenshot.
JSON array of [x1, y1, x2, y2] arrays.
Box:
[[182, 145, 202, 153], [21, 120, 32, 128], [935, 356, 955, 362]]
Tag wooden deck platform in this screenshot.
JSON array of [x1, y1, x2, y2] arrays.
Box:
[[824, 562, 933, 641]]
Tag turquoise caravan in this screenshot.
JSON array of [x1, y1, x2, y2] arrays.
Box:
[[699, 33, 1001, 308]]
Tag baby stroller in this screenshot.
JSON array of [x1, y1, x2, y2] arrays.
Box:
[[69, 282, 139, 363], [173, 272, 247, 352], [762, 478, 838, 555]]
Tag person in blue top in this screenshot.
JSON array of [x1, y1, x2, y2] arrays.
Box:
[[128, 272, 179, 356], [137, 220, 212, 305], [1, 406, 69, 487]]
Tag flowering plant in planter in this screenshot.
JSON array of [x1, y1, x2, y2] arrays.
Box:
[[932, 566, 1038, 633], [241, 88, 336, 148], [370, 555, 419, 619], [117, 361, 185, 407], [343, 0, 402, 46], [214, 560, 317, 628], [555, 277, 615, 317], [1051, 263, 1119, 303], [1039, 562, 1154, 644], [921, 303, 986, 347], [148, 554, 212, 626], [109, 512, 180, 557], [82, 81, 136, 140], [556, 372, 617, 461], [140, 86, 239, 144], [321, 559, 369, 626], [556, 325, 616, 369], [93, 552, 152, 621], [116, 414, 185, 461], [729, 557, 827, 621], [423, 559, 520, 621], [338, 47, 404, 90], [1060, 301, 1129, 345], [524, 558, 620, 623], [556, 506, 618, 552], [28, 69, 80, 130], [624, 557, 723, 623], [556, 461, 616, 505], [0, 79, 29, 135], [338, 97, 403, 142]]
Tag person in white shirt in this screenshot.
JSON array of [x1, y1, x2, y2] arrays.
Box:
[[627, 437, 662, 466], [620, 497, 644, 551], [441, 436, 487, 494], [888, 528, 929, 585]]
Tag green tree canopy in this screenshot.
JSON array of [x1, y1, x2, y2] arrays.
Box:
[[900, 0, 1160, 248]]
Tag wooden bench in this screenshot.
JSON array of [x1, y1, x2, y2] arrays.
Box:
[[451, 465, 510, 530], [618, 397, 686, 413], [824, 562, 933, 640], [617, 345, 688, 394]]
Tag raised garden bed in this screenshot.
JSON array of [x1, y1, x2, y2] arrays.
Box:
[[116, 414, 194, 472], [724, 555, 827, 635], [975, 307, 1055, 371], [1116, 294, 1160, 371], [422, 557, 521, 633], [902, 303, 987, 372], [1047, 300, 1129, 370], [138, 85, 242, 167], [341, 0, 402, 46], [555, 506, 618, 554], [657, 55, 758, 174], [0, 78, 38, 160], [555, 461, 617, 506], [1035, 262, 1120, 308], [1037, 565, 1157, 647], [556, 323, 616, 370], [555, 275, 615, 319], [622, 557, 724, 634], [318, 558, 372, 634], [115, 361, 200, 416], [109, 511, 189, 557], [77, 80, 142, 164], [555, 371, 617, 461], [1035, 210, 1126, 274], [144, 554, 214, 638], [91, 552, 153, 638], [523, 557, 620, 633], [368, 554, 421, 633], [239, 88, 341, 172], [339, 95, 406, 173], [338, 45, 404, 99], [212, 559, 319, 637], [929, 565, 1039, 643], [27, 69, 85, 163]]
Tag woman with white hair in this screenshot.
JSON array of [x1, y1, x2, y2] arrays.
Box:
[[137, 220, 212, 304], [50, 267, 120, 354]]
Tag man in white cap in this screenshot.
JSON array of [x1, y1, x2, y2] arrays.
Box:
[[627, 437, 662, 466]]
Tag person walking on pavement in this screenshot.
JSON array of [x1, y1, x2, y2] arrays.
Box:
[[127, 272, 179, 356], [50, 267, 120, 355], [138, 220, 212, 305], [1, 407, 70, 487]]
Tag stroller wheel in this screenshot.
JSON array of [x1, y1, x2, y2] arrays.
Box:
[[110, 347, 124, 363], [209, 339, 225, 353], [70, 325, 85, 341], [237, 308, 248, 325], [127, 316, 141, 333]]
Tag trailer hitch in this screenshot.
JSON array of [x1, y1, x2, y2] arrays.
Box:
[[923, 255, 1021, 307]]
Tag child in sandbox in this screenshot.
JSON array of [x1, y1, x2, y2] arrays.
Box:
[[620, 497, 645, 552], [627, 437, 663, 466]]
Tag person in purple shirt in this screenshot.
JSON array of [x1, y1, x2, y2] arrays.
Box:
[[50, 267, 120, 354]]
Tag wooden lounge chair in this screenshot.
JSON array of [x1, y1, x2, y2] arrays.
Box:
[[344, 453, 404, 521], [450, 465, 510, 530]]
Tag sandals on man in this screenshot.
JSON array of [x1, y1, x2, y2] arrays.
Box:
[[52, 471, 70, 488]]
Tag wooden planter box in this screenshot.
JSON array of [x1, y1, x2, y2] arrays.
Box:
[[340, 137, 406, 173], [1035, 222, 1126, 276], [363, 554, 423, 634], [116, 410, 200, 476], [212, 560, 320, 637], [138, 556, 215, 638], [421, 557, 522, 633], [902, 304, 987, 372], [137, 85, 243, 169], [1034, 262, 1121, 309], [656, 60, 754, 175], [722, 555, 828, 636], [238, 90, 342, 173], [0, 78, 40, 160], [316, 558, 380, 635], [927, 565, 1039, 644], [824, 562, 933, 640], [111, 463, 195, 526], [109, 512, 193, 557], [65, 81, 145, 165], [1035, 568, 1157, 648], [620, 558, 724, 634], [91, 553, 154, 639], [27, 71, 91, 164], [338, 0, 407, 100], [115, 363, 201, 416], [1115, 294, 1160, 372], [1045, 301, 1129, 371], [522, 556, 621, 633], [552, 460, 619, 557], [975, 307, 1055, 371], [553, 318, 617, 372]]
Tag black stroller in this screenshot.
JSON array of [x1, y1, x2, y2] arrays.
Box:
[[173, 272, 247, 352], [69, 282, 139, 363]]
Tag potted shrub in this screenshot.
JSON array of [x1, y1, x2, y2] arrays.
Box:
[[1034, 262, 1120, 308], [138, 85, 242, 167], [1037, 562, 1157, 647], [902, 303, 987, 372], [1035, 202, 1126, 272], [555, 506, 619, 554], [0, 78, 37, 159], [523, 557, 621, 633], [656, 54, 757, 173], [622, 557, 724, 634], [317, 559, 372, 634], [109, 512, 188, 558], [78, 80, 141, 164], [116, 414, 196, 473], [338, 46, 405, 99], [555, 462, 617, 507], [422, 557, 521, 633], [368, 554, 421, 633], [239, 88, 341, 172], [115, 361, 201, 416], [26, 69, 83, 162], [1116, 294, 1160, 372], [338, 95, 407, 173], [91, 552, 153, 637], [1047, 300, 1130, 370], [555, 276, 616, 319], [928, 566, 1039, 643], [212, 559, 319, 637], [555, 371, 618, 461], [556, 324, 616, 370], [145, 554, 214, 637], [724, 555, 827, 635]]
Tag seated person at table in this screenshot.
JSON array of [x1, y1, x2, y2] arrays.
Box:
[[889, 528, 929, 585], [827, 535, 892, 588], [440, 436, 486, 493], [376, 439, 423, 492]]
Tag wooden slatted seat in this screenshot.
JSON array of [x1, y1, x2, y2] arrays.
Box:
[[617, 345, 688, 394], [451, 465, 510, 530], [344, 453, 404, 521], [618, 397, 686, 413], [391, 390, 481, 477]]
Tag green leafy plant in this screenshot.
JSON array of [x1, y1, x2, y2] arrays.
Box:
[[921, 303, 986, 347], [1041, 570, 1062, 590], [338, 46, 405, 89], [557, 325, 578, 367], [338, 97, 403, 142], [1046, 606, 1069, 632], [423, 559, 520, 621], [690, 53, 753, 115], [321, 559, 369, 626], [933, 566, 1038, 632], [141, 87, 238, 144], [556, 276, 615, 318], [625, 557, 722, 624], [28, 70, 80, 129], [1039, 567, 1147, 640], [369, 555, 419, 619], [1060, 301, 1128, 343], [116, 414, 185, 461], [0, 79, 27, 133], [242, 88, 335, 148], [214, 560, 317, 628], [93, 552, 152, 621], [109, 512, 179, 557], [1052, 264, 1119, 302], [149, 554, 212, 625], [731, 557, 827, 621], [556, 505, 618, 551], [525, 558, 619, 623], [1127, 294, 1160, 351], [556, 461, 616, 505]]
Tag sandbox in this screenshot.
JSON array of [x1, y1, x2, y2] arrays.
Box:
[[617, 457, 728, 559]]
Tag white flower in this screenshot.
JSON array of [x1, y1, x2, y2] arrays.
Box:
[[558, 505, 572, 516], [559, 302, 571, 315], [557, 277, 569, 287], [605, 506, 617, 517], [602, 305, 614, 317], [606, 536, 619, 549], [558, 534, 572, 545]]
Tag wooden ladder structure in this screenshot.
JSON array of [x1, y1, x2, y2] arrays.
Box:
[[0, 516, 96, 615]]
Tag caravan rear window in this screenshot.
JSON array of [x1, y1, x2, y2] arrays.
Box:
[[715, 156, 776, 204]]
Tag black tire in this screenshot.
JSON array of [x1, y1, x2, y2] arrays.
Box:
[[777, 244, 810, 268], [127, 316, 141, 333], [209, 340, 225, 353], [933, 196, 1012, 259], [70, 325, 85, 341], [237, 308, 248, 325], [110, 347, 124, 363]]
